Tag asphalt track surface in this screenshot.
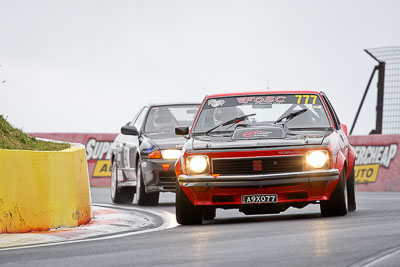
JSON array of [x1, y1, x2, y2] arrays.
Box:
[[1, 188, 400, 267]]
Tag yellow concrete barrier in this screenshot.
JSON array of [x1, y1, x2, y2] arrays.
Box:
[[0, 145, 92, 233]]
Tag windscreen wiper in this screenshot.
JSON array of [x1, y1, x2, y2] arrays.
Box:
[[274, 109, 307, 124], [205, 113, 256, 135], [288, 127, 333, 131]]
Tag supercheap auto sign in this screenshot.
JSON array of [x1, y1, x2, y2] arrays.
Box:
[[353, 144, 397, 183], [350, 134, 400, 191], [86, 138, 113, 177]]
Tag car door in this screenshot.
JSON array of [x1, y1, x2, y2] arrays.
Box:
[[321, 93, 349, 167], [122, 107, 148, 180], [112, 132, 125, 169]]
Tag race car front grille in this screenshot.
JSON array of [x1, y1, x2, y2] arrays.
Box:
[[159, 171, 176, 184], [211, 155, 303, 175]]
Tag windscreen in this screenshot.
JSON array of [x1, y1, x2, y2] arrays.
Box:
[[144, 105, 199, 134], [192, 94, 331, 133]]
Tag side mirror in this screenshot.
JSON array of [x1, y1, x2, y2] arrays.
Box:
[[175, 126, 189, 136], [121, 125, 139, 136], [341, 124, 348, 136]]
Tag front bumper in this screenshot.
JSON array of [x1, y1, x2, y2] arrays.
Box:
[[178, 169, 339, 188], [142, 159, 177, 192], [178, 169, 340, 206]]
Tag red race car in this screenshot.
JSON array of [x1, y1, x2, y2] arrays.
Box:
[[174, 91, 356, 225]]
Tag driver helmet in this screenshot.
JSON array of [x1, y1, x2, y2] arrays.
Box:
[[152, 108, 174, 131], [213, 107, 239, 125]]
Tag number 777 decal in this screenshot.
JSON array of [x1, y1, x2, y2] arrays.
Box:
[[295, 95, 317, 104]]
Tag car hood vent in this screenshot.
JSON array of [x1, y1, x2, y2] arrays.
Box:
[[232, 127, 285, 140]]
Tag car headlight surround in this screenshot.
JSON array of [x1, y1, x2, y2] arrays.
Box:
[[161, 149, 181, 160], [306, 150, 329, 170], [186, 155, 209, 175]]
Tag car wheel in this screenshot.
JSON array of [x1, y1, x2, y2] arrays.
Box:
[[347, 166, 356, 212], [110, 160, 135, 204], [203, 207, 216, 220], [136, 159, 159, 206], [176, 182, 203, 225], [320, 168, 348, 217]]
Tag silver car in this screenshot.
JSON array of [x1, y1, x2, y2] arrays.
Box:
[[110, 103, 199, 206]]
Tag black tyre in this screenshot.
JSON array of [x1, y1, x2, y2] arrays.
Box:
[[347, 166, 357, 212], [203, 207, 216, 220], [176, 182, 203, 225], [136, 159, 159, 206], [110, 160, 135, 204], [320, 168, 348, 217]]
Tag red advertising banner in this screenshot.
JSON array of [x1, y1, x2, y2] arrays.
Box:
[[30, 133, 118, 187], [29, 133, 400, 191], [349, 134, 400, 192]]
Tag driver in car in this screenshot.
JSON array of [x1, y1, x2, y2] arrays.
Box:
[[212, 107, 240, 126], [152, 108, 175, 131]]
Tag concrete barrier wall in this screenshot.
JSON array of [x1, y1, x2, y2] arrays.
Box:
[[30, 133, 117, 187], [0, 146, 92, 233], [350, 134, 400, 192]]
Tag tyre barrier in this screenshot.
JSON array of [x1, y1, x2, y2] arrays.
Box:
[[0, 144, 92, 233]]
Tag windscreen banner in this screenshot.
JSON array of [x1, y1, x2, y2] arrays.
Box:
[[30, 133, 117, 187], [349, 134, 400, 192]]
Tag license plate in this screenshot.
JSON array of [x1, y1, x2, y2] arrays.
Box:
[[241, 194, 278, 204]]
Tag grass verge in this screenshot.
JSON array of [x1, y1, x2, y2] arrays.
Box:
[[0, 115, 70, 151]]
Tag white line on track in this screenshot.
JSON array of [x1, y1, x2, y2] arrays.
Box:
[[348, 245, 400, 267], [94, 203, 179, 230], [0, 203, 178, 252]]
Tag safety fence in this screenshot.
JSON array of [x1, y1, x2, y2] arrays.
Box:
[[367, 47, 400, 134]]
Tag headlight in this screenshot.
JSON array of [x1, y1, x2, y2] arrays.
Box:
[[186, 155, 209, 175], [161, 149, 181, 160], [306, 150, 329, 170]]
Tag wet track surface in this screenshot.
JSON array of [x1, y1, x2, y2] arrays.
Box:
[[1, 188, 400, 267]]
